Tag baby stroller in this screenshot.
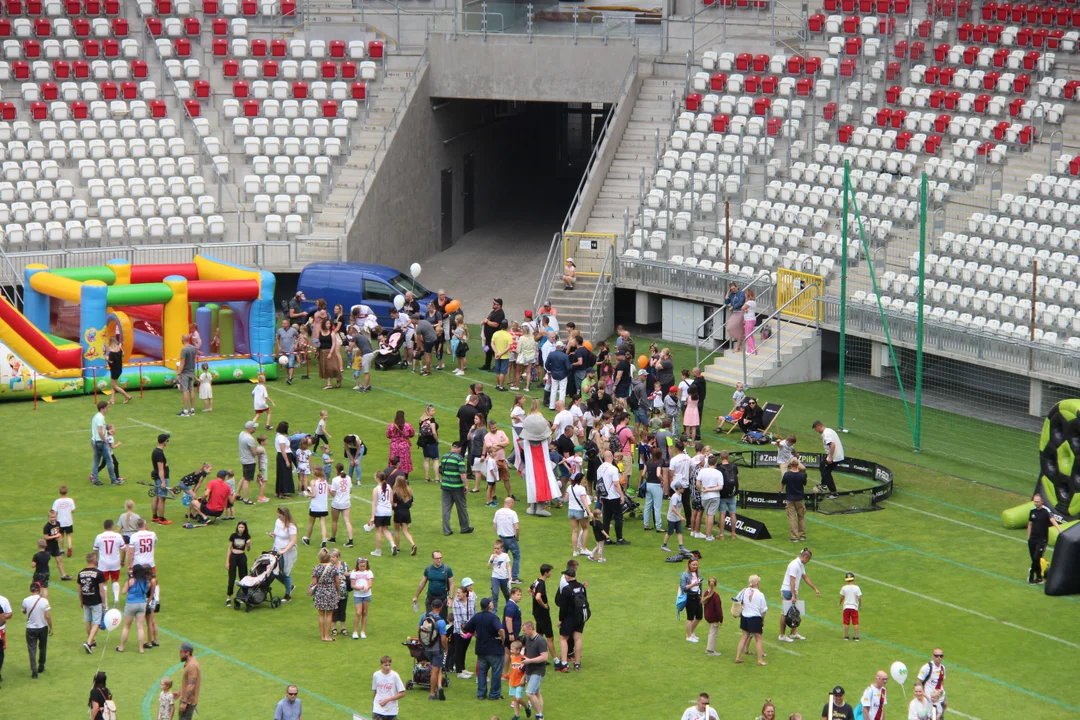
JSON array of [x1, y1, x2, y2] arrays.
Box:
[[401, 638, 451, 691], [622, 497, 642, 519], [234, 551, 281, 612], [374, 328, 404, 371]]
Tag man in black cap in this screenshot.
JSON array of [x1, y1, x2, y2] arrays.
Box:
[[822, 685, 855, 720], [479, 298, 506, 372]]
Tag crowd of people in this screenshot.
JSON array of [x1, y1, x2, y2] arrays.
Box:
[[0, 288, 970, 720]]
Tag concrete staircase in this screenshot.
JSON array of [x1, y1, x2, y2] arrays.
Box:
[[311, 54, 427, 235], [543, 275, 602, 340], [584, 75, 687, 235], [702, 323, 820, 388]]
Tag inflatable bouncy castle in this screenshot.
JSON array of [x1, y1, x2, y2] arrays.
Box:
[[0, 254, 276, 400]]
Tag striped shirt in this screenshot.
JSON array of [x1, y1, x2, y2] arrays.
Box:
[[452, 591, 476, 634], [440, 452, 467, 489]]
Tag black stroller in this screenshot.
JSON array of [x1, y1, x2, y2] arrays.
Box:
[[374, 328, 405, 371], [401, 638, 451, 691], [234, 551, 282, 611]]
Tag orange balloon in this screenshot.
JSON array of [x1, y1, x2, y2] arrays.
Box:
[[583, 341, 593, 352], [445, 299, 460, 313], [637, 355, 648, 369]]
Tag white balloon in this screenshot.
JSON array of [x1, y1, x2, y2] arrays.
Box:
[[393, 294, 405, 311], [104, 608, 122, 632], [409, 263, 421, 278], [890, 661, 909, 685]]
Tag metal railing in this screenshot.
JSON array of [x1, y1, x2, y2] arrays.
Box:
[[343, 47, 429, 225], [693, 271, 776, 369], [819, 297, 1080, 386], [587, 242, 615, 341], [742, 282, 821, 384], [622, 257, 776, 314], [0, 243, 24, 306], [0, 243, 297, 279], [532, 51, 638, 312]]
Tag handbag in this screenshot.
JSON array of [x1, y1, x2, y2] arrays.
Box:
[[636, 479, 647, 499], [675, 591, 688, 618], [730, 594, 743, 618]]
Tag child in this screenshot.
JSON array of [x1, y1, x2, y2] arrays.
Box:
[[588, 508, 609, 563], [255, 435, 270, 502], [664, 386, 681, 436], [198, 363, 213, 412], [489, 539, 511, 613], [43, 510, 70, 581], [732, 381, 746, 408], [838, 571, 862, 641], [313, 410, 331, 453], [508, 639, 528, 720], [637, 433, 655, 476], [32, 538, 53, 597], [567, 446, 584, 482], [614, 452, 628, 490], [452, 315, 469, 376], [774, 434, 798, 475], [343, 434, 365, 488], [350, 347, 363, 390], [158, 677, 174, 720], [296, 437, 313, 493], [302, 466, 330, 548], [661, 471, 688, 553], [717, 382, 748, 431], [52, 486, 76, 558], [649, 380, 665, 411], [97, 425, 123, 484], [251, 372, 274, 430], [350, 556, 373, 639], [222, 469, 236, 520], [321, 447, 334, 479]]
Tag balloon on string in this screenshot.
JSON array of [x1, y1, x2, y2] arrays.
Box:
[[103, 608, 122, 632], [637, 355, 649, 369], [445, 299, 461, 313], [890, 661, 909, 685], [583, 341, 593, 352], [393, 295, 405, 311], [409, 263, 422, 278]]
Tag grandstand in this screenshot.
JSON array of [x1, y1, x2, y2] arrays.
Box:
[[0, 0, 1075, 424]]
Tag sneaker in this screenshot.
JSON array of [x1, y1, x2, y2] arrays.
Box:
[[352, 632, 359, 639], [66, 547, 72, 557], [706, 650, 722, 656], [344, 540, 354, 548], [257, 497, 270, 503], [526, 703, 533, 717], [176, 410, 188, 417], [511, 578, 523, 585], [301, 537, 310, 546], [596, 557, 607, 563], [660, 545, 671, 552], [678, 546, 688, 552], [83, 642, 92, 654], [686, 636, 699, 643], [370, 549, 382, 557], [791, 633, 806, 640], [844, 636, 850, 641], [615, 538, 630, 546], [158, 519, 173, 525], [361, 631, 367, 639], [320, 541, 327, 549], [705, 535, 715, 542], [392, 545, 399, 556], [225, 599, 231, 607], [778, 635, 794, 643], [556, 665, 569, 673], [853, 637, 860, 642], [328, 537, 336, 543]]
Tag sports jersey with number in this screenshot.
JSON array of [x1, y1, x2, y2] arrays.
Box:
[[331, 475, 351, 510], [93, 531, 126, 571], [918, 662, 946, 693], [309, 477, 330, 512], [129, 529, 158, 567]]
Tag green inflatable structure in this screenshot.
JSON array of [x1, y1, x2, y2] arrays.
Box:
[[1002, 399, 1080, 546]]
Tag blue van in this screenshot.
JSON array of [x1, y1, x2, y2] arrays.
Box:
[[296, 263, 437, 328]]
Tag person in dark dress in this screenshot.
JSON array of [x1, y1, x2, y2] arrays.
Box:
[[480, 298, 507, 371], [89, 672, 111, 720], [106, 337, 131, 404], [275, 421, 296, 498]]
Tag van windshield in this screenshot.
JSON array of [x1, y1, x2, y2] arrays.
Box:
[[386, 273, 431, 298]]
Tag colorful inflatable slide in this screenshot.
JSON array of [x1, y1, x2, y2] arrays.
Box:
[[0, 254, 277, 401]]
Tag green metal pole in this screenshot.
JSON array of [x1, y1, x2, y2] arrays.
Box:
[[914, 172, 927, 452], [838, 160, 849, 432]]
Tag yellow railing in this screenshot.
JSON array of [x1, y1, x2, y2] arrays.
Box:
[[564, 232, 616, 277], [776, 268, 823, 321]]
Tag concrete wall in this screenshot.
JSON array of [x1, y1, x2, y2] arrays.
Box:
[[428, 34, 637, 103], [346, 66, 556, 264]]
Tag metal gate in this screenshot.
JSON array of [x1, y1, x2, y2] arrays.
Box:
[[776, 268, 823, 320], [563, 232, 615, 277]]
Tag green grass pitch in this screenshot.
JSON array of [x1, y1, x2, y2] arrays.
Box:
[[0, 334, 1075, 720]]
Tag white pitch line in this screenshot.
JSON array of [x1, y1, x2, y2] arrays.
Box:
[[130, 418, 171, 434], [948, 709, 982, 719], [739, 537, 1080, 650], [62, 423, 141, 434], [888, 501, 1026, 544]]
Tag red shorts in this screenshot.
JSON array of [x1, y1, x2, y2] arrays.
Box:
[[843, 608, 859, 625], [102, 570, 120, 582], [254, 407, 269, 415]]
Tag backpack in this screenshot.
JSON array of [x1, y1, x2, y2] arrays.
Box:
[[627, 387, 640, 411], [572, 585, 590, 623], [785, 602, 802, 628], [719, 464, 739, 498], [418, 613, 441, 649], [608, 430, 623, 456], [417, 419, 436, 448], [103, 699, 118, 720], [583, 348, 597, 369]]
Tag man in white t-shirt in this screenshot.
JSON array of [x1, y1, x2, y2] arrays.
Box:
[[681, 693, 720, 720], [917, 648, 948, 715], [128, 518, 158, 584], [839, 572, 862, 642], [51, 488, 76, 558], [861, 670, 889, 720], [493, 498, 522, 584], [813, 420, 845, 496], [372, 655, 406, 719], [696, 456, 725, 542], [93, 519, 127, 603], [597, 452, 629, 545], [551, 401, 574, 439], [22, 582, 52, 678], [779, 548, 820, 642]]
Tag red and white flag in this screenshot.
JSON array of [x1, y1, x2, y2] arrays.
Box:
[[521, 441, 560, 505]]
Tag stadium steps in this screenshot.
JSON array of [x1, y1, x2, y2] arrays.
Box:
[[543, 275, 602, 340], [702, 322, 818, 388], [585, 75, 688, 235], [311, 55, 427, 233]]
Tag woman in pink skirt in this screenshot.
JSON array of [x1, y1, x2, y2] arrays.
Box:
[[683, 386, 701, 441], [385, 410, 415, 476], [743, 288, 758, 355], [725, 282, 746, 352]]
